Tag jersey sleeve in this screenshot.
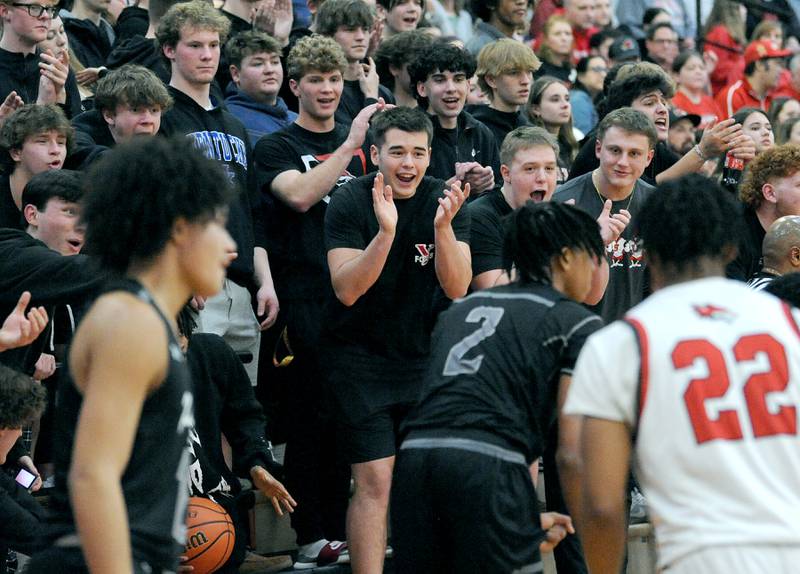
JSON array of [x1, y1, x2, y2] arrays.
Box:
[[563, 321, 640, 424], [324, 181, 369, 251]]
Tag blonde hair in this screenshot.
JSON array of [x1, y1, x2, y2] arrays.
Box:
[[476, 39, 540, 96]]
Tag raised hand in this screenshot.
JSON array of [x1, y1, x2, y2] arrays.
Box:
[[345, 98, 392, 150], [462, 164, 494, 194], [0, 291, 49, 352], [435, 180, 470, 229], [0, 91, 24, 128], [596, 199, 630, 245], [358, 57, 380, 99], [372, 172, 398, 234], [697, 118, 741, 158]]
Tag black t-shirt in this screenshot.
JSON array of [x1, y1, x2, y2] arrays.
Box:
[[402, 282, 603, 463], [0, 174, 24, 230], [569, 137, 678, 186], [324, 175, 471, 363], [554, 172, 655, 322], [335, 79, 395, 125], [45, 280, 194, 572], [466, 105, 530, 153], [254, 122, 369, 301], [727, 206, 765, 282], [468, 188, 512, 277]]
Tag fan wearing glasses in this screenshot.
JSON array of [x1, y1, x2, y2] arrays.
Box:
[[0, 0, 82, 120]]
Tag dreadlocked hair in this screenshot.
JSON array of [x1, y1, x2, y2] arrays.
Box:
[[503, 201, 604, 284], [639, 174, 742, 273]]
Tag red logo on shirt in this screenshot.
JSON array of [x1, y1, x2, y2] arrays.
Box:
[[414, 243, 434, 266]]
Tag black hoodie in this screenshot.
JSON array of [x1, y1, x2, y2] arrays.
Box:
[[62, 15, 113, 68], [0, 229, 105, 374], [427, 110, 501, 186], [159, 87, 266, 289], [0, 48, 82, 118], [65, 108, 113, 169], [105, 35, 170, 84]]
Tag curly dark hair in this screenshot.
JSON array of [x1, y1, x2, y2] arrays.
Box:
[[408, 40, 476, 109], [82, 137, 234, 274], [603, 62, 675, 119], [503, 201, 604, 285], [639, 174, 742, 272], [375, 29, 435, 90], [0, 364, 46, 429]]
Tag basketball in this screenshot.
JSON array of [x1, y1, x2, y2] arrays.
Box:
[[183, 497, 235, 574]]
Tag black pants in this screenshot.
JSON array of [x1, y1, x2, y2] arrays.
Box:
[[273, 300, 350, 545], [391, 442, 543, 573]]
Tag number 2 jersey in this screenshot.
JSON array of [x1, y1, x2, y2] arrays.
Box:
[[401, 282, 603, 464], [565, 277, 800, 569]]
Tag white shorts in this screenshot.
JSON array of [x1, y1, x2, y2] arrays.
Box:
[[664, 545, 800, 573]]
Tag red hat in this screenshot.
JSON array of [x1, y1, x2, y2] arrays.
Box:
[[744, 39, 791, 66]]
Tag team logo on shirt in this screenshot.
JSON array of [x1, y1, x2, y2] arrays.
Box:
[[693, 304, 736, 322], [607, 237, 644, 268], [414, 243, 435, 266]]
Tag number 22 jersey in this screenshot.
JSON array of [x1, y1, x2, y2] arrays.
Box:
[[565, 277, 800, 569]]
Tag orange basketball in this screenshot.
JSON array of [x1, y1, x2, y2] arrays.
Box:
[[183, 497, 235, 574]]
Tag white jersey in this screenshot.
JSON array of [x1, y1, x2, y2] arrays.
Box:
[[565, 277, 800, 569]]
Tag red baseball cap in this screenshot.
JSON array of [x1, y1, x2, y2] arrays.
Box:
[[744, 39, 791, 66]]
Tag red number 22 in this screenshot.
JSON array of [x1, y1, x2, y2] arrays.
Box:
[[673, 334, 797, 444]]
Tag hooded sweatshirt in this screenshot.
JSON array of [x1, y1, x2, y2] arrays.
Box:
[[60, 9, 115, 68], [224, 84, 298, 143], [105, 35, 170, 84], [0, 229, 104, 374], [66, 108, 113, 169], [0, 48, 82, 118], [159, 87, 266, 289]]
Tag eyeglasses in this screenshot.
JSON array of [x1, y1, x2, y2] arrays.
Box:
[[589, 66, 608, 73], [651, 38, 678, 45], [10, 3, 57, 17]]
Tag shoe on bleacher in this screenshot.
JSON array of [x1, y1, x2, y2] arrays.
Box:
[[294, 540, 349, 569], [629, 487, 649, 524]]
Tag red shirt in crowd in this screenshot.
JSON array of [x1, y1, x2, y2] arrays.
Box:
[[704, 25, 745, 96], [672, 90, 724, 127], [715, 77, 771, 117]]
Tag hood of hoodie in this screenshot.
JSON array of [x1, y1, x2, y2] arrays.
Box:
[[106, 36, 170, 84], [223, 84, 290, 119], [72, 109, 115, 147]]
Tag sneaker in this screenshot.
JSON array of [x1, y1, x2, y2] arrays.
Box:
[[629, 487, 649, 524], [294, 541, 349, 570]]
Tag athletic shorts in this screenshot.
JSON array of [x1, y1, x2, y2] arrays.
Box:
[[325, 350, 423, 464], [664, 544, 800, 573], [390, 437, 544, 574]]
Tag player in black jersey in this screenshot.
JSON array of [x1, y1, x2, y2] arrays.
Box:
[[391, 201, 605, 573], [27, 137, 236, 574]]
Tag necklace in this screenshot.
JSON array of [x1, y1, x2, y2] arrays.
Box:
[[592, 170, 636, 212]]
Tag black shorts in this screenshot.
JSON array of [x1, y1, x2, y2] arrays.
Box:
[[390, 438, 544, 573], [325, 349, 424, 464]]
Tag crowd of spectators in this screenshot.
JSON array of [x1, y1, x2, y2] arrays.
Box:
[[2, 0, 800, 571]]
